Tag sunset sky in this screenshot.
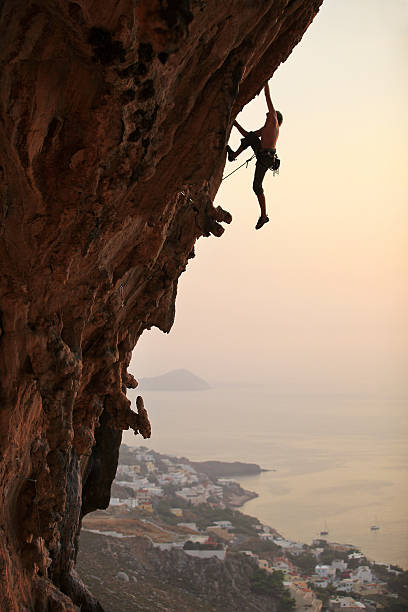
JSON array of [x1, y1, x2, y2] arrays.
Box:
[[130, 0, 408, 396]]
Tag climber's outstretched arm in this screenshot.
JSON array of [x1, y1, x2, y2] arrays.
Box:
[[233, 120, 248, 137], [264, 82, 275, 114]]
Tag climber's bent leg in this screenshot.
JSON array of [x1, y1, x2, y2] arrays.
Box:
[[227, 131, 261, 161]]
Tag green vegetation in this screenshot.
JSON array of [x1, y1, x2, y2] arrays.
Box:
[[232, 536, 282, 555], [385, 602, 408, 612], [308, 583, 338, 606], [192, 505, 260, 534], [232, 536, 281, 558], [386, 569, 408, 596], [383, 570, 408, 610], [155, 495, 189, 524], [154, 494, 262, 536], [287, 551, 316, 574], [319, 548, 347, 564], [250, 569, 295, 610]]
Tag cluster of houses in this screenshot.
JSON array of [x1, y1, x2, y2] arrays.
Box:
[[242, 551, 324, 611], [241, 548, 387, 611], [110, 449, 228, 511], [312, 559, 378, 593]]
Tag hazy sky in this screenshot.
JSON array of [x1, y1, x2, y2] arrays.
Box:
[[130, 0, 408, 395]]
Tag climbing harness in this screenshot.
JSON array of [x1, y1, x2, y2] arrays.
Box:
[[179, 150, 279, 204], [221, 155, 255, 181], [221, 152, 280, 181]]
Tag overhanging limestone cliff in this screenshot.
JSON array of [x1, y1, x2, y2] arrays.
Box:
[[0, 1, 323, 610]]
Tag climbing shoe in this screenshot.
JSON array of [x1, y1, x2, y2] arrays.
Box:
[[226, 146, 236, 162], [255, 215, 269, 230]]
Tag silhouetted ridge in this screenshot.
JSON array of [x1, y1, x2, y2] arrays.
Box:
[[140, 369, 211, 391]]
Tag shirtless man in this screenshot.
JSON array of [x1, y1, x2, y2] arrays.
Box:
[[227, 83, 282, 230]]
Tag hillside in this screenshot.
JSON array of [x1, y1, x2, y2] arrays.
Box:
[[77, 530, 284, 612]]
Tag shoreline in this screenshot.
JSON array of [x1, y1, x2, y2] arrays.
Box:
[[82, 443, 408, 612], [234, 471, 408, 572], [114, 444, 407, 570]]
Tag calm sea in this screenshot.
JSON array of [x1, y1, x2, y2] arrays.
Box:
[[124, 387, 408, 568]]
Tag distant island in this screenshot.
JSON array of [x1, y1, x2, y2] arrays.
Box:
[[139, 369, 211, 391]]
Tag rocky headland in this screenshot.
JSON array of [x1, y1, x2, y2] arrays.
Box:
[[190, 460, 265, 479]]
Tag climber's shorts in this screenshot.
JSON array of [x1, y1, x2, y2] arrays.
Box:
[[240, 131, 262, 155], [253, 149, 276, 195]]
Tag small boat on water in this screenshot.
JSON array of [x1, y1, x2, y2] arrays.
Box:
[[370, 516, 380, 531], [320, 522, 329, 536]]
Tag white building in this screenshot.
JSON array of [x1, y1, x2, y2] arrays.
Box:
[[260, 532, 276, 541], [212, 521, 233, 530], [329, 596, 366, 610], [135, 489, 151, 502], [348, 553, 365, 561], [187, 535, 209, 544], [144, 485, 164, 497], [176, 487, 207, 505], [115, 478, 149, 490], [273, 559, 291, 573], [316, 565, 337, 579], [332, 560, 348, 572], [273, 537, 294, 549], [272, 537, 303, 551], [314, 578, 329, 589], [117, 464, 140, 475], [109, 497, 138, 508], [353, 566, 373, 584], [152, 541, 185, 551], [336, 579, 355, 593], [208, 485, 223, 497]]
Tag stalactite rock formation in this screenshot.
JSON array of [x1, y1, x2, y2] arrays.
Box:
[[0, 1, 323, 609]]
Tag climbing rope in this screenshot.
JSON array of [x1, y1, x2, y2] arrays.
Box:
[[221, 154, 255, 181], [179, 151, 257, 203]]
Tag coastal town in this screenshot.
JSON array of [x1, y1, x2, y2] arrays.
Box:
[[81, 445, 407, 611]]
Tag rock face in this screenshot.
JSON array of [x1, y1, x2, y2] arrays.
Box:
[[0, 1, 323, 610]]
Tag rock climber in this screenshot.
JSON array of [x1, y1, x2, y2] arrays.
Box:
[[226, 82, 282, 230]]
